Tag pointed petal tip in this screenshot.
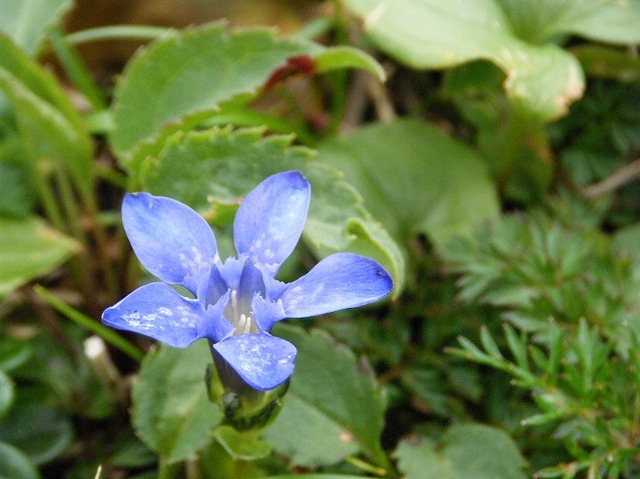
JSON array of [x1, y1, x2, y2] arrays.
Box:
[[280, 252, 394, 318], [121, 192, 218, 293], [101, 283, 205, 348], [234, 170, 311, 271]]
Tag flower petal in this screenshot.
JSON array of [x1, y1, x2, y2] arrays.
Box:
[[233, 171, 310, 275], [213, 334, 296, 391], [251, 294, 286, 333], [201, 290, 235, 342], [101, 282, 205, 348], [123, 193, 218, 295], [278, 252, 393, 318]]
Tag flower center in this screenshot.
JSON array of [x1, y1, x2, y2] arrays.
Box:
[[227, 289, 258, 335]]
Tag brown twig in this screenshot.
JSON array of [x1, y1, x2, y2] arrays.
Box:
[[581, 158, 640, 199]]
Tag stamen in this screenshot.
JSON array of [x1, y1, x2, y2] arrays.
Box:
[[227, 290, 256, 335], [230, 290, 239, 319], [235, 313, 254, 335]]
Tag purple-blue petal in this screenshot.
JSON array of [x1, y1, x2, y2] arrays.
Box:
[[251, 294, 286, 333], [123, 193, 218, 295], [101, 282, 205, 348], [201, 290, 235, 342], [212, 334, 296, 391], [233, 171, 310, 275], [278, 252, 393, 318]]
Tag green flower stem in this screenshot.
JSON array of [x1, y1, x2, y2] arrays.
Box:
[[328, 0, 349, 134], [52, 164, 100, 299], [368, 446, 399, 478], [82, 189, 119, 302], [157, 458, 181, 479], [94, 160, 128, 190], [49, 27, 107, 110], [32, 160, 66, 233], [31, 161, 95, 299], [345, 455, 390, 476], [34, 285, 144, 362], [65, 25, 172, 45]]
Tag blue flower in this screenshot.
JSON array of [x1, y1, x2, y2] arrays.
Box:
[[102, 171, 393, 391]]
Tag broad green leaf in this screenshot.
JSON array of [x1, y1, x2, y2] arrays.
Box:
[[0, 216, 77, 299], [0, 65, 93, 197], [0, 442, 40, 479], [319, 119, 500, 247], [110, 22, 383, 162], [0, 160, 36, 217], [139, 126, 404, 294], [496, 0, 640, 44], [395, 424, 527, 479], [343, 0, 584, 119], [109, 435, 156, 469], [0, 338, 32, 372], [213, 425, 272, 461], [0, 404, 73, 465], [0, 0, 72, 56], [265, 326, 387, 470], [132, 341, 222, 464], [266, 476, 366, 479], [0, 369, 13, 418]]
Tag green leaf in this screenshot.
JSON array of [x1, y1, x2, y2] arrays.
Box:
[[0, 161, 36, 217], [139, 126, 404, 294], [0, 216, 77, 299], [266, 476, 366, 479], [0, 34, 84, 122], [132, 341, 223, 464], [496, 0, 640, 44], [0, 442, 40, 479], [0, 338, 32, 372], [0, 0, 72, 56], [213, 425, 272, 461], [343, 0, 584, 119], [110, 435, 156, 468], [0, 65, 93, 197], [319, 119, 500, 247], [313, 46, 385, 80], [0, 404, 73, 465], [395, 424, 527, 479], [0, 370, 14, 419], [110, 22, 308, 160], [110, 22, 384, 162], [264, 326, 387, 470]]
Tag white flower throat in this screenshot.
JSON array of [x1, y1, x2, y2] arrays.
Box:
[[227, 289, 258, 335]]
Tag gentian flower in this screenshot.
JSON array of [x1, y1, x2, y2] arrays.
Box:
[[102, 171, 392, 391]]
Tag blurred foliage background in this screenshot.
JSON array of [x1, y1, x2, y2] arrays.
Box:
[[1, 1, 640, 478]]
